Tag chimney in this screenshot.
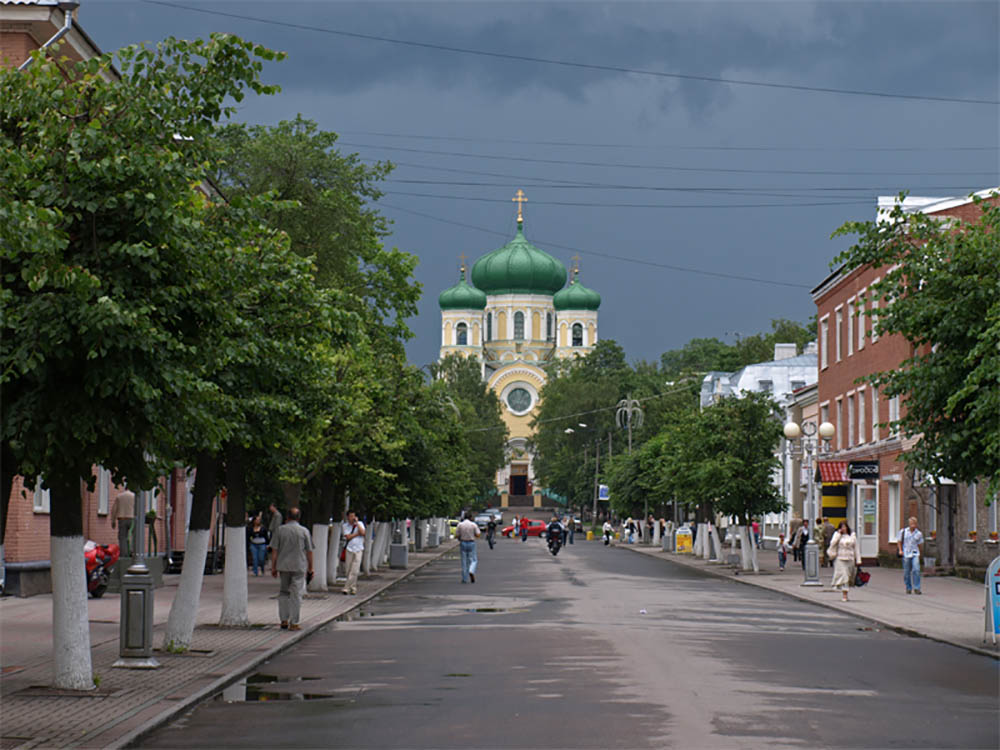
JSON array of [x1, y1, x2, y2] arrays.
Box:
[[773, 343, 797, 361]]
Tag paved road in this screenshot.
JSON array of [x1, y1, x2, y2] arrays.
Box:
[[145, 536, 998, 749]]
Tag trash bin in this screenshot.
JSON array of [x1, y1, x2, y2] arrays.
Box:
[[586, 530, 594, 541]]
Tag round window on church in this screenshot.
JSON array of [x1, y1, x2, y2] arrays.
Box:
[[506, 387, 533, 414]]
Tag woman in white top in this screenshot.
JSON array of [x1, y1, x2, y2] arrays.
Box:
[[827, 521, 862, 601]]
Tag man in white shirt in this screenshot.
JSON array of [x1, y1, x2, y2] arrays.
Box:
[[897, 516, 924, 595], [455, 513, 481, 583], [341, 510, 366, 595], [602, 520, 614, 546]]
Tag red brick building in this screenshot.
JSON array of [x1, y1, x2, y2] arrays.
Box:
[[812, 188, 999, 568]]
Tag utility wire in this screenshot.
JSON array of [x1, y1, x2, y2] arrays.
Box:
[[143, 0, 998, 106], [345, 130, 1000, 152], [343, 141, 997, 178], [378, 201, 815, 289]]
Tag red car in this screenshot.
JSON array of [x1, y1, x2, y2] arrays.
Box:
[[502, 519, 547, 537]]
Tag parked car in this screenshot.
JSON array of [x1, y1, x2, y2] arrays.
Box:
[[474, 513, 493, 530], [502, 518, 547, 537], [448, 518, 460, 538], [484, 507, 504, 523]]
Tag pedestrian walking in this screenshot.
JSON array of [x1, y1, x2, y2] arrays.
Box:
[[602, 520, 613, 545], [567, 517, 575, 545], [511, 515, 519, 540], [751, 519, 761, 548], [110, 489, 135, 558], [813, 517, 826, 566], [776, 533, 789, 571], [822, 518, 836, 566], [827, 521, 862, 602], [520, 516, 528, 542], [794, 519, 810, 569], [560, 516, 569, 546], [897, 516, 925, 595], [248, 516, 270, 576], [340, 510, 366, 595], [267, 502, 283, 553], [456, 513, 480, 583], [646, 515, 655, 544], [486, 517, 497, 549], [626, 518, 636, 544], [270, 507, 313, 630]]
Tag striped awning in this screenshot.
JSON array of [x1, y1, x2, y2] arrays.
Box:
[[816, 461, 849, 483]]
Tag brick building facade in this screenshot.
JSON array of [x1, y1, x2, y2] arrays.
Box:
[[812, 188, 999, 569]]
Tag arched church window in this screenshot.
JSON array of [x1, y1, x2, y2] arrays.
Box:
[[486, 313, 492, 342], [514, 311, 525, 340], [456, 322, 468, 346], [546, 313, 553, 342], [572, 323, 583, 347]]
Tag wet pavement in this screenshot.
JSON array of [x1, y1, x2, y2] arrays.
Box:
[[144, 537, 999, 749]]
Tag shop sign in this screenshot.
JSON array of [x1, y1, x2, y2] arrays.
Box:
[[848, 460, 880, 479]]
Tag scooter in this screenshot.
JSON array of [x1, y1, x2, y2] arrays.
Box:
[[84, 540, 120, 598]]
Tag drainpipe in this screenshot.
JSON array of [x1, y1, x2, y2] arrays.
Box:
[[17, 1, 80, 71]]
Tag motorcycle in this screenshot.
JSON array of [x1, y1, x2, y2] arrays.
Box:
[[547, 529, 562, 556], [84, 540, 120, 598]]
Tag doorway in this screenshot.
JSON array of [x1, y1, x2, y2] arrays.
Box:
[[855, 483, 879, 559], [509, 464, 528, 496]]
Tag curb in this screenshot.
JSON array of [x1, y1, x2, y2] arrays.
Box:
[[616, 542, 999, 661], [113, 542, 459, 750]]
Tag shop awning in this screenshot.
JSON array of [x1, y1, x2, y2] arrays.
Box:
[[816, 460, 849, 483]]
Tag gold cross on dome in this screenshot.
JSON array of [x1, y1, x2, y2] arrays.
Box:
[[458, 253, 467, 278], [571, 254, 581, 279], [512, 189, 528, 223]]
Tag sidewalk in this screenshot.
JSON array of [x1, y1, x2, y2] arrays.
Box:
[[0, 542, 458, 749], [618, 542, 997, 659]]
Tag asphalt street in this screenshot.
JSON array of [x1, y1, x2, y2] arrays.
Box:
[[144, 536, 999, 749]]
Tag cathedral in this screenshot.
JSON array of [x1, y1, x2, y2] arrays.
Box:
[[438, 191, 601, 506]]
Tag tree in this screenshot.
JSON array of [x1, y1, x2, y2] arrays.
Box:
[[660, 319, 814, 378], [1, 35, 283, 686], [833, 195, 1000, 495]]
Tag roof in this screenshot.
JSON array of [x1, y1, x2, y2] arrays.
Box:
[[470, 221, 567, 296], [438, 273, 487, 310], [553, 274, 600, 311], [817, 461, 849, 483]]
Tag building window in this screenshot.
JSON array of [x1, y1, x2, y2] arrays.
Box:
[[486, 312, 492, 342], [790, 380, 805, 392], [546, 312, 553, 342], [857, 390, 866, 445], [857, 289, 866, 350], [820, 403, 829, 428], [33, 476, 51, 514], [514, 311, 525, 340], [871, 385, 879, 442], [456, 322, 468, 346], [888, 395, 900, 436], [870, 279, 880, 341], [968, 483, 977, 534], [835, 397, 843, 450], [98, 467, 110, 515], [820, 316, 829, 369], [758, 380, 773, 393], [572, 323, 583, 347], [888, 481, 900, 541], [847, 394, 855, 447], [927, 488, 937, 533], [847, 299, 854, 356], [835, 306, 843, 362]]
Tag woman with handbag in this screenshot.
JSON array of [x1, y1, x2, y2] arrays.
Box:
[[827, 521, 862, 602]]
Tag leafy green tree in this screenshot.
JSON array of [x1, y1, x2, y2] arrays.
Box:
[[660, 319, 813, 378], [1, 34, 283, 687], [833, 195, 1000, 494]]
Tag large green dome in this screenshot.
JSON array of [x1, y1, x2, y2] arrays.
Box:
[[471, 223, 567, 296], [553, 275, 601, 311], [438, 273, 487, 310]]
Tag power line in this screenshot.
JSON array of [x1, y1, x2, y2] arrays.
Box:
[[143, 0, 999, 106], [383, 189, 869, 209], [378, 201, 815, 289], [346, 129, 1000, 153], [343, 141, 997, 178]]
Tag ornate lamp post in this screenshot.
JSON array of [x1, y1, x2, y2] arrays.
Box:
[[783, 419, 836, 586], [616, 395, 645, 526]]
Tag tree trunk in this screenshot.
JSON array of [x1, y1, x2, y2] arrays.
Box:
[[1, 441, 17, 548], [738, 525, 754, 571], [220, 444, 249, 627], [309, 477, 335, 592], [163, 452, 218, 650], [49, 475, 94, 690], [361, 522, 375, 574], [281, 480, 302, 510]]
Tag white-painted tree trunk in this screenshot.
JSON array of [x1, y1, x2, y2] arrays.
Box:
[[219, 529, 249, 627], [711, 525, 724, 562], [738, 526, 755, 571], [379, 522, 392, 565], [702, 524, 712, 560], [373, 523, 390, 571], [51, 535, 94, 690], [309, 523, 328, 592], [361, 523, 375, 574], [748, 525, 760, 573], [327, 523, 342, 585], [163, 528, 209, 650]]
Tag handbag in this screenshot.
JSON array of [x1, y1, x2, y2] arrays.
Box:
[[854, 567, 870, 587]]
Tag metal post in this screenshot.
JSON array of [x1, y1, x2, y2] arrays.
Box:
[[115, 488, 160, 669], [592, 438, 599, 527], [802, 446, 822, 586]]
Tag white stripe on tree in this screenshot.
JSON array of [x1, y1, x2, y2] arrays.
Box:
[[219, 527, 249, 626], [51, 535, 94, 690], [327, 523, 342, 584], [163, 528, 209, 650], [309, 523, 328, 592]]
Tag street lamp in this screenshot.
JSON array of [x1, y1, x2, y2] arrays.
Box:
[[564, 424, 598, 524], [616, 395, 645, 530], [783, 419, 836, 586]]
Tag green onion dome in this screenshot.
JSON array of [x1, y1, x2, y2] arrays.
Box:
[[470, 223, 567, 296], [553, 273, 601, 311], [438, 271, 487, 310]]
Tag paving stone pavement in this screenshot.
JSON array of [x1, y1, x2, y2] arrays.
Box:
[[618, 540, 999, 659], [0, 542, 458, 749]]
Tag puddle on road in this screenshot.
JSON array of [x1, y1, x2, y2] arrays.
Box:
[[216, 673, 331, 703]]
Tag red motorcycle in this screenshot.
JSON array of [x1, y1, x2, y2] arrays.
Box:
[[84, 540, 120, 598]]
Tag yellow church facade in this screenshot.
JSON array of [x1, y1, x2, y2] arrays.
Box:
[[438, 194, 601, 505]]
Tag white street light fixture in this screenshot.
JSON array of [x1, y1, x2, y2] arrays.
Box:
[[784, 419, 836, 587]]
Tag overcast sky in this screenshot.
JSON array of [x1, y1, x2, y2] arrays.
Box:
[[81, 0, 999, 367]]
